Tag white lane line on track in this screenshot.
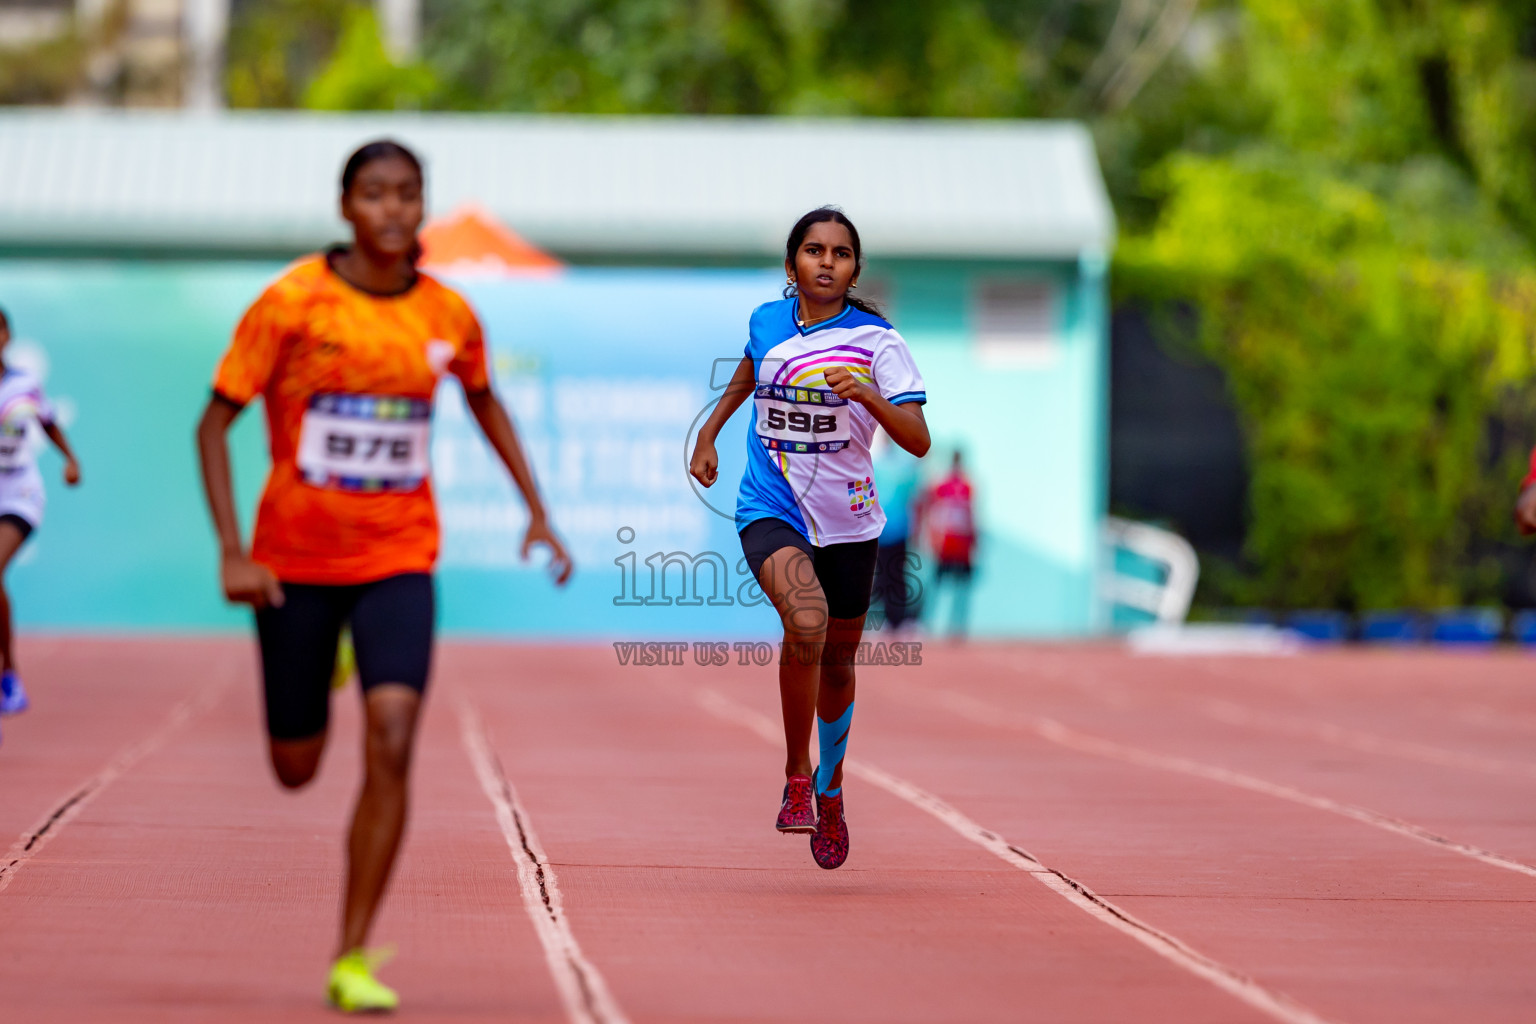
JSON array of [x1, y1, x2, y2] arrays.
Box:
[[456, 697, 630, 1024], [695, 688, 1342, 1024], [0, 674, 229, 896], [984, 651, 1536, 782], [911, 686, 1536, 880], [1174, 656, 1536, 748], [1200, 699, 1536, 781]]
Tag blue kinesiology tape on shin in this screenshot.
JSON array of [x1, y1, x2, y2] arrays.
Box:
[[815, 702, 855, 796]]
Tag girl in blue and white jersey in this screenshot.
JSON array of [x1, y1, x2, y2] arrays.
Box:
[[690, 208, 930, 869], [0, 306, 81, 731]]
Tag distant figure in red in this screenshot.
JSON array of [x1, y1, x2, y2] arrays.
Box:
[[1513, 452, 1536, 533], [922, 450, 978, 638]]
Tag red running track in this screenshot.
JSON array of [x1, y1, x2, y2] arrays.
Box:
[[1, 638, 1533, 1023]]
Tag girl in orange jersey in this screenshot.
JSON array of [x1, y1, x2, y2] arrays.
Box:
[[195, 140, 572, 1013]]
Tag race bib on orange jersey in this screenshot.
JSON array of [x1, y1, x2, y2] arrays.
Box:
[[754, 383, 851, 454], [296, 394, 431, 491]]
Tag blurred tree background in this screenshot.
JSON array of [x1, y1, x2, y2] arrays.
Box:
[[13, 0, 1536, 610]]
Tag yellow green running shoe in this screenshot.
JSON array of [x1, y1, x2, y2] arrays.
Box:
[[327, 948, 398, 1013]]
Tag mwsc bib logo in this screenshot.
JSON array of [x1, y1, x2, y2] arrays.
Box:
[[848, 476, 876, 513]]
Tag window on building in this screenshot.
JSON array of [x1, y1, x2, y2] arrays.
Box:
[[973, 279, 1058, 368]]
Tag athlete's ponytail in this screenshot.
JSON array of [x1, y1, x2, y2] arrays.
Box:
[[341, 140, 425, 266], [783, 206, 888, 320]]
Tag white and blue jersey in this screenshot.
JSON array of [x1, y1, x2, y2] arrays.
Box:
[[736, 298, 926, 546], [0, 369, 56, 529]]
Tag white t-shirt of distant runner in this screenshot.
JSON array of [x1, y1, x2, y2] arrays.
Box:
[[0, 369, 56, 529], [736, 298, 927, 546]]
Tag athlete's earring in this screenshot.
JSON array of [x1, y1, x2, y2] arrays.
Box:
[[849, 281, 859, 289], [787, 276, 796, 289]]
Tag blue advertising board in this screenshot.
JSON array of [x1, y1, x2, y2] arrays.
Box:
[[0, 258, 1108, 639], [0, 261, 785, 639]]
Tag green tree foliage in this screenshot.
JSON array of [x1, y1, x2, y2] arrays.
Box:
[[303, 7, 437, 110], [1238, 1, 1536, 234], [422, 0, 789, 113], [226, 1, 1212, 121], [417, 0, 1159, 117], [1121, 149, 1536, 608], [1115, 2, 1536, 609], [226, 0, 355, 108]]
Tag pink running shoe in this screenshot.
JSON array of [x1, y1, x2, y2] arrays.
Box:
[[776, 774, 817, 833], [811, 792, 849, 869]]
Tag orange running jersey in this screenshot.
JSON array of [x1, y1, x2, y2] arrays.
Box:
[[213, 254, 490, 585]]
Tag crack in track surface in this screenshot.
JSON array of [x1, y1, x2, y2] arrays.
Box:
[[0, 677, 227, 895], [457, 696, 628, 1024]]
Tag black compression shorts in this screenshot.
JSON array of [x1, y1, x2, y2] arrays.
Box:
[[739, 517, 879, 620], [0, 514, 34, 543], [255, 572, 435, 741]]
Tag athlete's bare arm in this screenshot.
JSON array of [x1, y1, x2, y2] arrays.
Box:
[[689, 355, 756, 488], [823, 367, 930, 458], [41, 420, 80, 486], [195, 395, 284, 608], [463, 389, 574, 585]]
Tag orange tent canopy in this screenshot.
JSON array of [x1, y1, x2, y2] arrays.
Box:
[[418, 204, 563, 274]]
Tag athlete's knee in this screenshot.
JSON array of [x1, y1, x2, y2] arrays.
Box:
[[821, 638, 861, 667], [780, 618, 826, 667], [269, 739, 323, 788], [274, 763, 317, 789], [364, 702, 418, 777], [819, 659, 855, 690], [783, 621, 826, 648], [782, 598, 828, 644], [368, 736, 413, 780]]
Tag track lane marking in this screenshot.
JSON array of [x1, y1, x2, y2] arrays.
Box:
[[695, 688, 1342, 1024], [986, 649, 1536, 745], [456, 696, 629, 1024], [0, 673, 230, 896], [1200, 699, 1536, 780], [897, 683, 1536, 880], [1178, 656, 1536, 746], [983, 651, 1536, 781], [1172, 659, 1536, 779]]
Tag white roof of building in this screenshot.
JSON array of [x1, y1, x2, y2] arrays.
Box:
[[0, 110, 1115, 259]]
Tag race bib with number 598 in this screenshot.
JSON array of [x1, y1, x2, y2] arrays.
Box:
[[755, 383, 851, 453]]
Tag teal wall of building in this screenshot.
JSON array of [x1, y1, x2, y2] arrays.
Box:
[[0, 257, 1106, 638], [869, 256, 1109, 635]]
